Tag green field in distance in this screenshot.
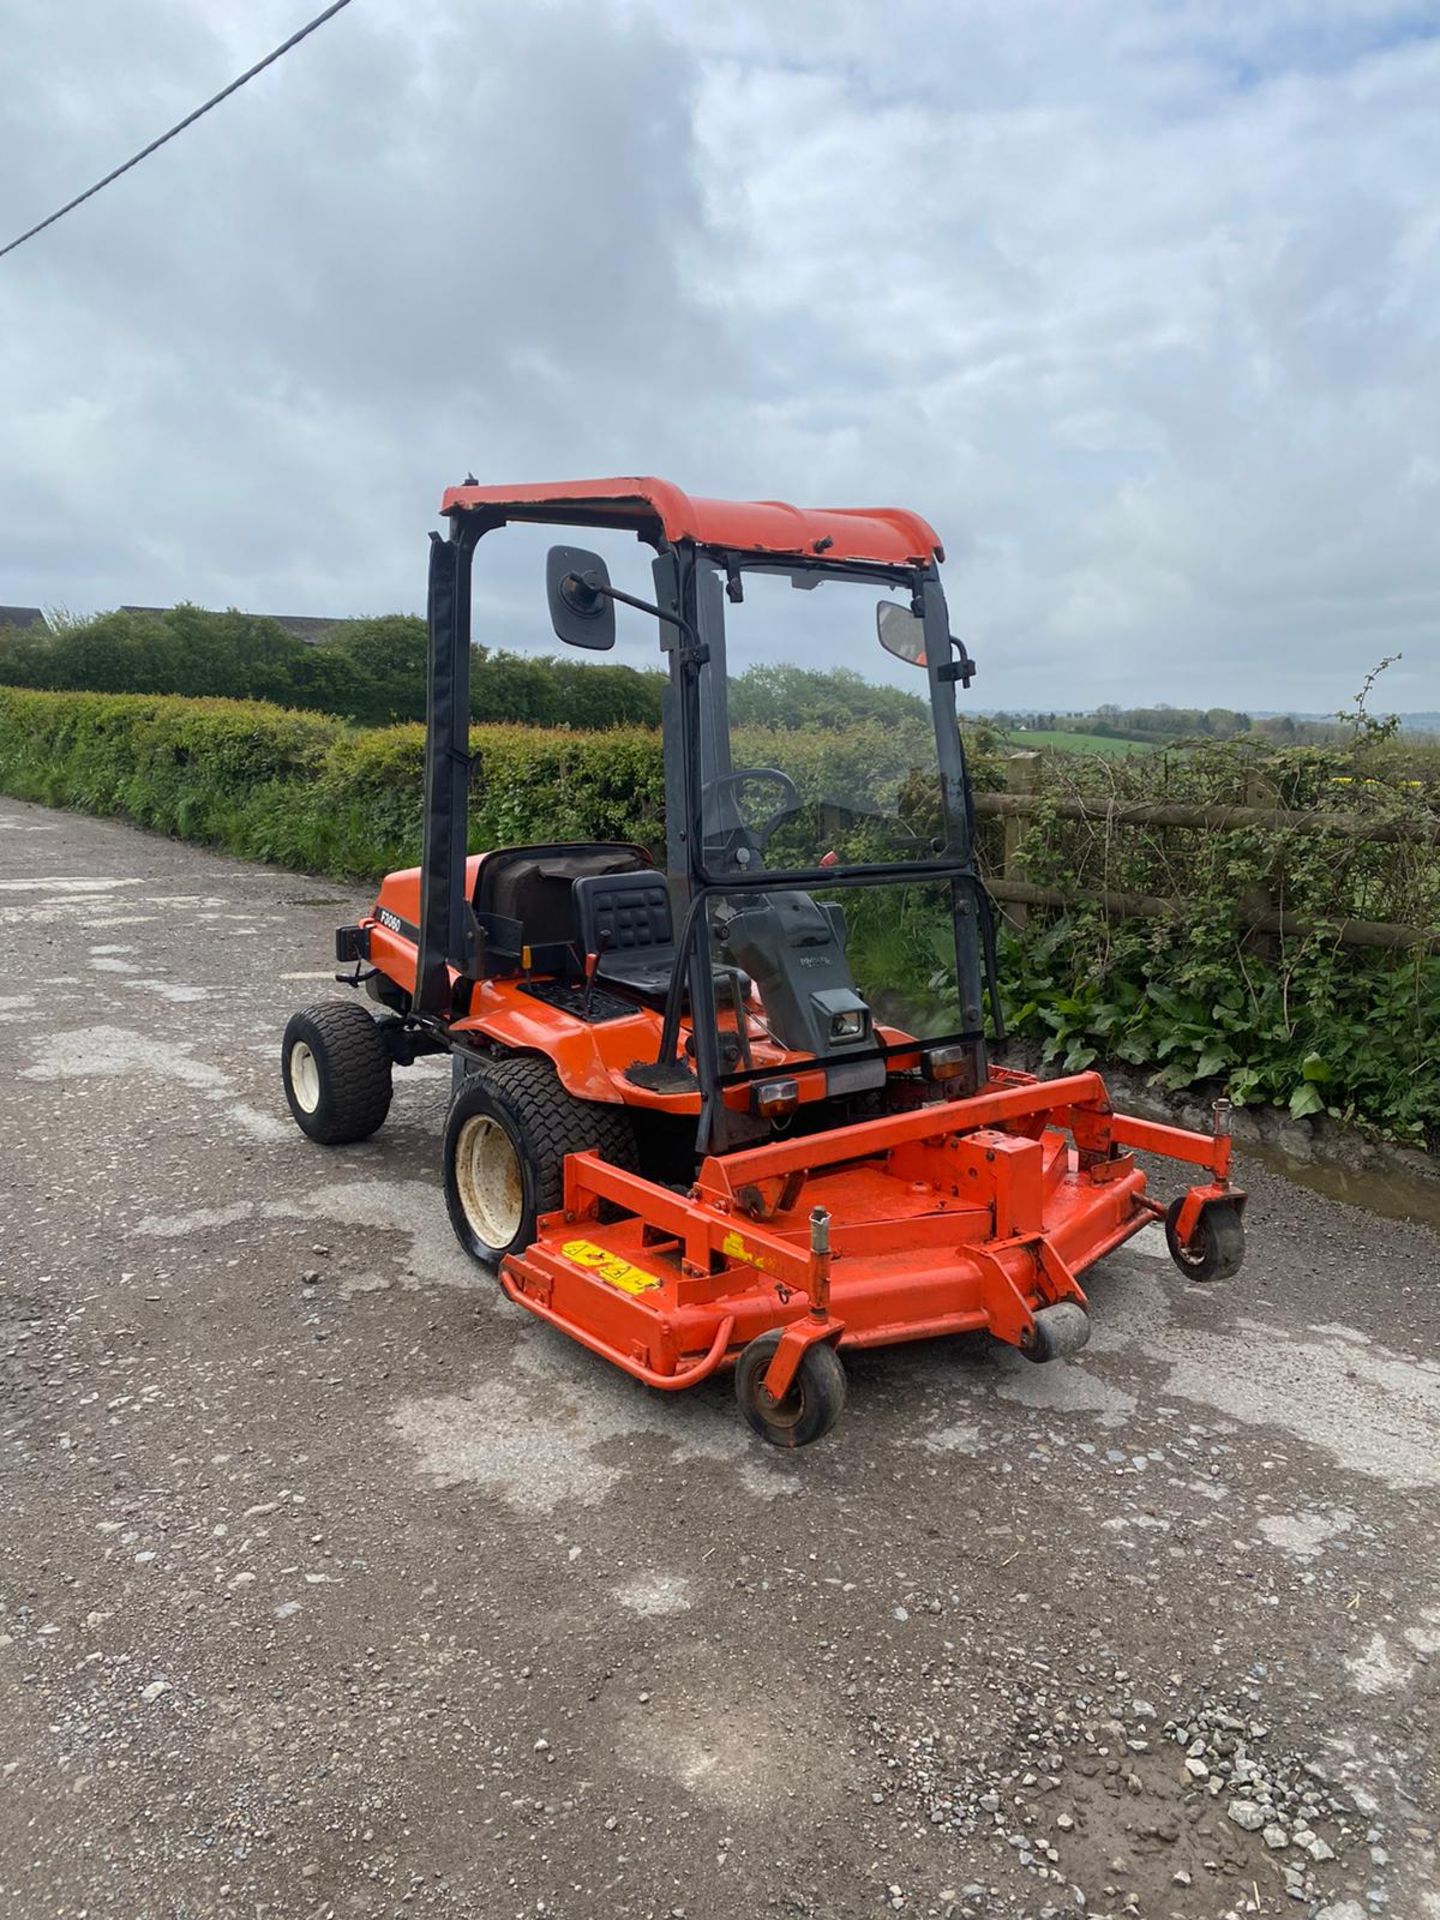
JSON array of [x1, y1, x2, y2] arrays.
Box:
[[1000, 729, 1161, 758]]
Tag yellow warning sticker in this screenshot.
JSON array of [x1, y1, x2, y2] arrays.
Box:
[[721, 1228, 773, 1274], [561, 1238, 662, 1296]]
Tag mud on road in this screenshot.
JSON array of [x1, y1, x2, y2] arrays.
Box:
[[1, 796, 1437, 1920]]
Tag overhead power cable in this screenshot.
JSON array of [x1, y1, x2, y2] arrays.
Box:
[[0, 0, 355, 263]]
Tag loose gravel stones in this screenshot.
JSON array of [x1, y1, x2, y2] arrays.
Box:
[[880, 1671, 1372, 1915]]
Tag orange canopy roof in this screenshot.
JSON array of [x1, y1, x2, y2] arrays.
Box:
[[439, 476, 943, 568]]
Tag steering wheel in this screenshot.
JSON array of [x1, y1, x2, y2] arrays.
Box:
[[701, 767, 802, 865]]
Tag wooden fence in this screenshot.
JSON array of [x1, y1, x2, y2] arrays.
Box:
[[975, 756, 1440, 953]]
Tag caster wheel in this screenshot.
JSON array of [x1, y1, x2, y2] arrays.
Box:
[[735, 1331, 846, 1449], [1026, 1300, 1091, 1362], [1165, 1196, 1245, 1282]]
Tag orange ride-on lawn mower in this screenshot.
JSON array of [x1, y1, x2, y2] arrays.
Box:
[[281, 477, 1245, 1446]]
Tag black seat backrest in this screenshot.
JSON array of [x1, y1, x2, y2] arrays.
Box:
[[573, 870, 674, 959], [472, 842, 650, 972]]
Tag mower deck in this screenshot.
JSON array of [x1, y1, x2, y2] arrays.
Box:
[[501, 1067, 1236, 1394]]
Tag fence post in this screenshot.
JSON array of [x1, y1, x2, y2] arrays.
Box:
[[1238, 765, 1279, 957], [1001, 752, 1041, 930]]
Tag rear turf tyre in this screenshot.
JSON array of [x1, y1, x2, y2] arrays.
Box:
[[282, 1002, 392, 1144], [443, 1057, 637, 1266], [1165, 1196, 1246, 1282], [735, 1330, 846, 1449]]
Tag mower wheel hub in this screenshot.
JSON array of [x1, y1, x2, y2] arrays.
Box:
[[288, 1041, 321, 1115], [454, 1113, 525, 1248]]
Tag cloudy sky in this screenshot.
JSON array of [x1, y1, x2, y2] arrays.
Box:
[[2, 0, 1437, 711]]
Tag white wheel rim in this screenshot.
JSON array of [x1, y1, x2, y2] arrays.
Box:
[[455, 1114, 524, 1249], [290, 1040, 321, 1113]]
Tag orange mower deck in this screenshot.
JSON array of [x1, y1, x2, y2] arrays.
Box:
[[502, 1068, 1240, 1411]]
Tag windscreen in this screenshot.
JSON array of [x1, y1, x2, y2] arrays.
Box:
[[695, 563, 948, 880]]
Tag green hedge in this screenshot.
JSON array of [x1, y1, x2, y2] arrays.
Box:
[[0, 688, 668, 878], [0, 606, 669, 731], [0, 687, 946, 880], [3, 686, 1436, 1145], [989, 737, 1440, 1145]]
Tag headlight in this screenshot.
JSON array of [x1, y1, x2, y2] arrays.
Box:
[[810, 987, 871, 1047]]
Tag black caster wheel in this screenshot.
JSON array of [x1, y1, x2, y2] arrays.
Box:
[[735, 1330, 846, 1448], [1165, 1196, 1245, 1282]]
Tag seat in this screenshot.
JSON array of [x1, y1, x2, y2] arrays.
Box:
[[470, 842, 650, 976], [573, 870, 678, 1003], [574, 872, 754, 1023]]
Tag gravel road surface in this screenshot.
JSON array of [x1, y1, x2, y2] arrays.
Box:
[[1, 797, 1437, 1920]]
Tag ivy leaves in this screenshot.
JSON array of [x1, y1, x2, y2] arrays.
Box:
[[999, 915, 1439, 1146]]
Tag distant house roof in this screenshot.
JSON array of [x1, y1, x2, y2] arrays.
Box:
[[120, 607, 347, 645], [0, 606, 46, 630]]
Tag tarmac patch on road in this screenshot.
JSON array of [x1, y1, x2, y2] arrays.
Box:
[[20, 1023, 230, 1091], [611, 1572, 692, 1615], [272, 1179, 494, 1293], [1158, 1318, 1440, 1490], [393, 1323, 798, 1511]]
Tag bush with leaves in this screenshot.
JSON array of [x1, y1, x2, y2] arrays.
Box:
[[980, 721, 1440, 1145], [0, 604, 668, 732]]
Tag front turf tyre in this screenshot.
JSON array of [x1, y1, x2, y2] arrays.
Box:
[[1165, 1196, 1246, 1283], [735, 1330, 846, 1449], [282, 1002, 393, 1144], [443, 1057, 637, 1266]]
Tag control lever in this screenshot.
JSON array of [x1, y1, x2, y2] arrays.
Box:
[[581, 931, 610, 1019]]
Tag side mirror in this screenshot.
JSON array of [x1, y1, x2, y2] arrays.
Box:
[[547, 546, 616, 650], [877, 599, 927, 669]]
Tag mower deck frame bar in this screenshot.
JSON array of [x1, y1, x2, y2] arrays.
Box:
[[696, 1069, 1105, 1194], [1105, 1110, 1233, 1177]]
